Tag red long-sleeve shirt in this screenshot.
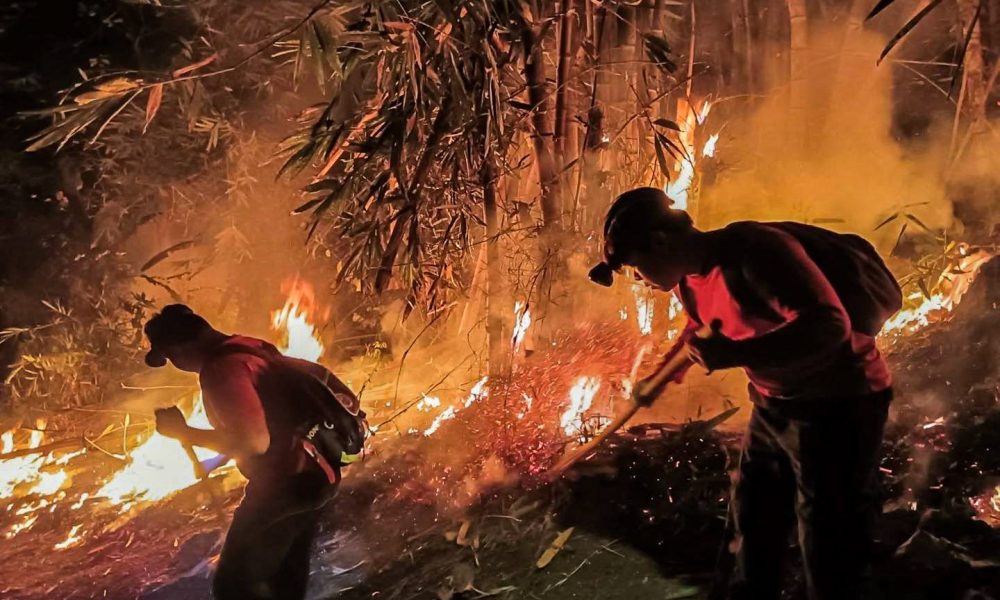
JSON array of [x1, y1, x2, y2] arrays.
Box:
[[672, 224, 891, 400], [199, 335, 352, 476]]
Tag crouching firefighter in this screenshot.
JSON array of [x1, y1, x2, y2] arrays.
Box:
[[589, 188, 902, 600], [143, 304, 366, 600]]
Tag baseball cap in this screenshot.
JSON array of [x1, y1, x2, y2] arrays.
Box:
[[143, 304, 210, 367]]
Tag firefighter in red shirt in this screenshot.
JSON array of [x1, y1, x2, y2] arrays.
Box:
[[590, 188, 894, 600], [144, 304, 352, 600]]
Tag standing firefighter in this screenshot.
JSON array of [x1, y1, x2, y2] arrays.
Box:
[[143, 304, 366, 600], [590, 188, 901, 600]]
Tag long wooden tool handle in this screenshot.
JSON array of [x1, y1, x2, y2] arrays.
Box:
[[547, 403, 642, 477], [545, 324, 712, 480], [183, 442, 209, 481]]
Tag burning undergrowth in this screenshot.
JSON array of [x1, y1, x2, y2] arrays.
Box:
[[330, 259, 1000, 600], [4, 255, 1000, 599]]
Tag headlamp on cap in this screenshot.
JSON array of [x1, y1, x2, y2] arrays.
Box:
[[145, 349, 168, 368], [589, 187, 693, 288]]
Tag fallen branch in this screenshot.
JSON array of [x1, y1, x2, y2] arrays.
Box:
[[0, 422, 148, 460]]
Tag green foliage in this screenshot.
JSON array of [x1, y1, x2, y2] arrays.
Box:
[[3, 293, 154, 410], [277, 1, 532, 314]]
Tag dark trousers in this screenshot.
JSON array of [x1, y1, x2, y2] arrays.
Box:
[[719, 387, 892, 600], [213, 471, 334, 600]]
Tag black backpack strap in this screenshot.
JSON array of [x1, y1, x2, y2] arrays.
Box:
[[716, 223, 787, 325]]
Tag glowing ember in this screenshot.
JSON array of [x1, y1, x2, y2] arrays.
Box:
[[511, 301, 532, 351], [54, 524, 84, 550], [560, 377, 601, 436], [271, 277, 327, 362], [970, 485, 1000, 527], [463, 376, 490, 408], [632, 283, 654, 336], [27, 469, 68, 497], [95, 394, 227, 511], [516, 393, 534, 420], [666, 292, 684, 340], [70, 493, 89, 510]]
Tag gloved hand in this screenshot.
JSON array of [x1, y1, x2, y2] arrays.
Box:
[[687, 320, 739, 372], [154, 406, 190, 440]]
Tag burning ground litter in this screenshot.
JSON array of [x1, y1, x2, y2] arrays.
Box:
[[6, 258, 1000, 599]]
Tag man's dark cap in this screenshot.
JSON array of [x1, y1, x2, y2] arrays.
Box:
[[589, 187, 693, 287], [143, 304, 210, 368]]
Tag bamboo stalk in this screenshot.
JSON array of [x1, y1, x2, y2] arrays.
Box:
[[787, 0, 809, 150], [554, 1, 575, 163], [521, 22, 561, 231]]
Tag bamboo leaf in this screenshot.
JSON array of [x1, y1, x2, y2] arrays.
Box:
[[143, 84, 164, 134], [950, 0, 984, 94], [891, 222, 908, 256], [292, 196, 326, 214], [653, 136, 670, 179], [877, 0, 946, 65], [917, 276, 931, 300], [140, 240, 197, 273], [866, 0, 899, 20], [642, 33, 676, 73], [904, 213, 936, 235], [171, 53, 219, 78], [73, 77, 140, 105], [653, 118, 681, 131], [874, 212, 900, 230], [658, 132, 686, 160]]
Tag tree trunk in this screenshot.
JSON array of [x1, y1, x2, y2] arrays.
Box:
[[821, 0, 868, 138], [554, 1, 576, 164], [482, 147, 505, 378], [957, 0, 988, 128], [521, 23, 561, 231], [577, 2, 609, 232], [520, 13, 567, 340], [786, 0, 809, 152]]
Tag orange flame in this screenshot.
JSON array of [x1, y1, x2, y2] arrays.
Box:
[[665, 98, 717, 210], [881, 245, 993, 335], [560, 377, 601, 437], [631, 283, 655, 336], [271, 277, 327, 362], [95, 394, 226, 512], [512, 301, 532, 352], [422, 377, 489, 436]]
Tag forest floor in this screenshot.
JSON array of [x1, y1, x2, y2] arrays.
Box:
[[7, 262, 1000, 600]]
